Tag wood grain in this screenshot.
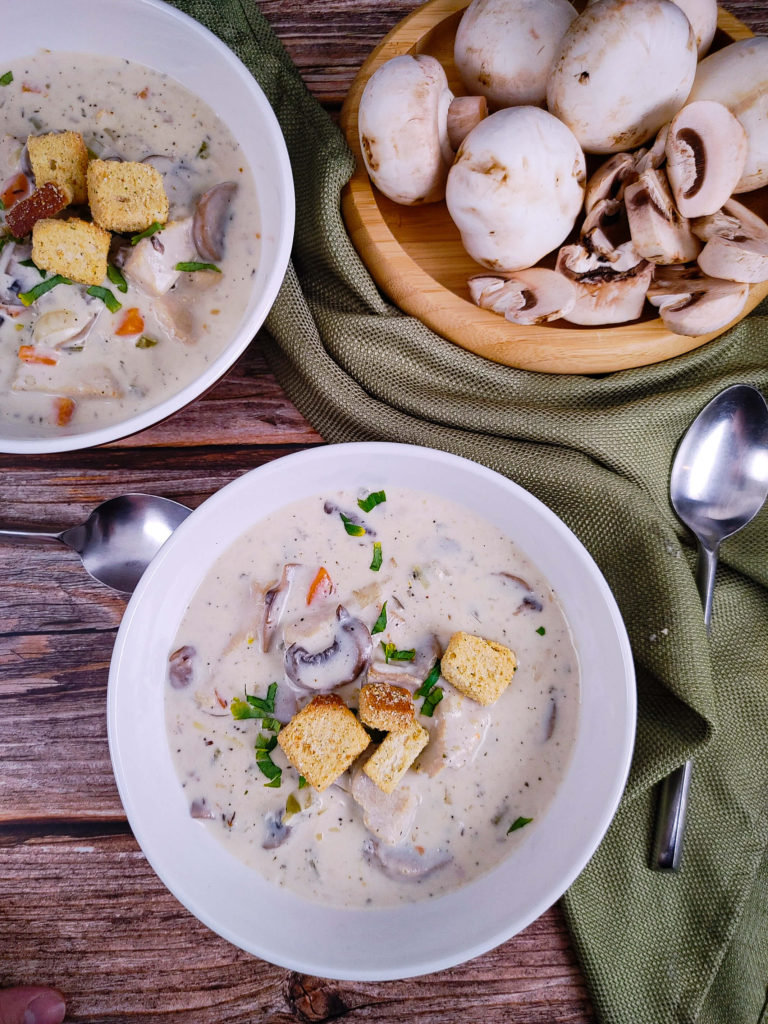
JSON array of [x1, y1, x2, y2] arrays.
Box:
[[0, 1, 764, 1021]]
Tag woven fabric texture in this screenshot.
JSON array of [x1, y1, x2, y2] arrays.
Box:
[[170, 2, 768, 1020]]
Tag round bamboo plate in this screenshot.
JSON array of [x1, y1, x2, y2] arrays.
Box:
[[339, 1, 768, 374]]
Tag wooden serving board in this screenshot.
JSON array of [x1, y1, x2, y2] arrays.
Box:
[[339, 0, 768, 374]]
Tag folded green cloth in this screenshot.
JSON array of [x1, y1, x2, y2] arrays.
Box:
[[171, 2, 768, 1020]]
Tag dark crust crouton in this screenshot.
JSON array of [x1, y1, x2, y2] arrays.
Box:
[[277, 693, 370, 792]]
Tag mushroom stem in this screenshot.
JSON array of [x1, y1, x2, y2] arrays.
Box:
[[446, 95, 488, 151]]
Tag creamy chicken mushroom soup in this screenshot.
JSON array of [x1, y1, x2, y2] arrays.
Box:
[[0, 52, 259, 435], [165, 487, 581, 909]]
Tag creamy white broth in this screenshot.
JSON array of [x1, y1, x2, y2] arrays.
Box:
[[165, 487, 581, 909], [0, 52, 260, 436]]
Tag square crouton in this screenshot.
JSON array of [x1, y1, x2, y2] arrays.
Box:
[[440, 631, 517, 706], [277, 693, 370, 792], [363, 720, 429, 794], [87, 159, 168, 233], [32, 217, 110, 287], [359, 682, 415, 733], [27, 131, 89, 205]]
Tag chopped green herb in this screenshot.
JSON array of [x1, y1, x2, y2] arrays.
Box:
[[370, 541, 382, 572], [420, 686, 443, 717], [298, 775, 308, 789], [197, 140, 210, 159], [107, 263, 128, 293], [130, 221, 165, 245], [415, 659, 441, 698], [381, 642, 416, 664], [255, 731, 282, 787], [135, 336, 158, 349], [175, 260, 221, 273], [357, 490, 386, 513], [0, 71, 13, 87], [230, 682, 278, 721], [0, 201, 5, 211], [19, 274, 71, 306], [371, 602, 388, 635], [261, 716, 282, 734], [285, 793, 301, 816], [507, 816, 533, 834], [536, 626, 546, 636], [340, 512, 365, 537], [86, 285, 121, 313], [416, 659, 443, 716]]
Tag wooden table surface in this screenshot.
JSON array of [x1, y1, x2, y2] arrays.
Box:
[[1, 2, 765, 1022]]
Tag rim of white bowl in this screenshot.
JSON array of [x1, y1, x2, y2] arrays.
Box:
[[0, 0, 295, 454], [108, 443, 636, 980]]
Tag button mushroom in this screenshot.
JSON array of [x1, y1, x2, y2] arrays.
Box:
[[665, 101, 748, 219], [647, 264, 749, 335], [261, 562, 300, 653], [555, 241, 654, 325], [467, 267, 577, 324], [445, 106, 585, 272], [547, 0, 697, 154], [668, 0, 717, 57], [284, 605, 373, 692], [453, 0, 576, 108], [686, 36, 768, 193], [624, 169, 702, 265], [357, 54, 487, 206], [168, 645, 196, 689], [362, 836, 452, 881], [694, 198, 768, 284], [193, 181, 238, 262]]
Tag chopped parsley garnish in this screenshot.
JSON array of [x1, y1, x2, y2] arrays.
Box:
[[86, 285, 122, 313], [0, 71, 13, 87], [255, 732, 282, 788], [536, 626, 546, 636], [415, 658, 443, 717], [298, 775, 308, 789], [371, 602, 387, 635], [285, 793, 301, 816], [197, 140, 210, 159], [135, 336, 158, 349], [381, 642, 415, 664], [19, 274, 71, 305], [175, 260, 221, 273], [107, 264, 128, 293], [130, 221, 165, 245], [507, 816, 533, 834], [340, 512, 365, 537], [230, 682, 278, 720], [370, 541, 382, 572], [357, 490, 386, 513]]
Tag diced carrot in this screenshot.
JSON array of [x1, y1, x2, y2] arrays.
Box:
[[18, 345, 57, 365], [307, 566, 333, 605], [54, 397, 76, 426], [1, 172, 30, 211], [22, 82, 46, 95], [214, 688, 228, 709], [115, 308, 144, 336], [136, 87, 150, 99]]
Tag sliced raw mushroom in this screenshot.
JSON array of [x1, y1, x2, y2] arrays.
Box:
[[122, 217, 196, 296], [555, 241, 653, 325], [193, 181, 238, 262], [168, 644, 196, 689], [467, 267, 577, 324], [358, 54, 487, 206], [580, 198, 631, 260], [633, 123, 670, 176], [284, 605, 373, 692], [189, 797, 216, 820], [647, 265, 749, 335], [665, 101, 748, 218], [362, 836, 452, 880], [262, 809, 292, 850], [624, 169, 701, 264], [694, 198, 768, 284], [584, 152, 637, 214], [261, 562, 300, 653]]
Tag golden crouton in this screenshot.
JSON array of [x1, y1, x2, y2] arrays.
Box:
[[27, 131, 89, 205], [87, 159, 168, 232], [363, 720, 429, 794], [440, 631, 517, 706], [359, 682, 415, 733], [32, 217, 110, 287], [277, 693, 370, 792]]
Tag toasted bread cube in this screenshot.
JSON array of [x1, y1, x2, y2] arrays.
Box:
[[277, 693, 370, 792], [27, 131, 89, 205], [440, 632, 517, 706], [359, 682, 415, 733], [363, 720, 429, 794], [32, 217, 110, 287], [87, 159, 168, 232]]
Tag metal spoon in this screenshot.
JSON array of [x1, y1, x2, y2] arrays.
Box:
[[0, 493, 192, 594], [652, 383, 768, 871]]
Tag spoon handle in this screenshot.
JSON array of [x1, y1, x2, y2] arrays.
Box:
[[652, 541, 717, 871], [0, 527, 62, 541]]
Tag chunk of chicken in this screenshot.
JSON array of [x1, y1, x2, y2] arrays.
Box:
[[350, 766, 420, 846], [122, 217, 196, 296], [417, 692, 490, 777]]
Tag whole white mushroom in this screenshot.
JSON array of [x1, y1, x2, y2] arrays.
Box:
[[547, 0, 698, 154], [586, 0, 717, 57], [454, 0, 577, 109], [445, 106, 586, 272]]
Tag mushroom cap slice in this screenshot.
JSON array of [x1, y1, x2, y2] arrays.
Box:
[[647, 265, 749, 335], [284, 605, 373, 692], [445, 106, 585, 272], [580, 198, 631, 260], [624, 169, 701, 265], [583, 152, 637, 214], [547, 0, 697, 154], [467, 267, 577, 324], [633, 124, 670, 176], [691, 197, 768, 243], [454, 0, 576, 108], [555, 242, 653, 325], [693, 197, 768, 283], [687, 36, 768, 193], [665, 101, 748, 219]]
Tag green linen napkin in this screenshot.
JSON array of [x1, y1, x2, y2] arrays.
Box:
[[169, 2, 768, 1020]]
